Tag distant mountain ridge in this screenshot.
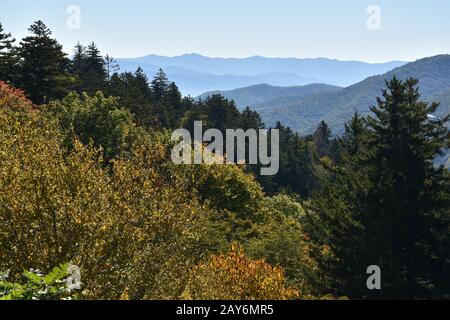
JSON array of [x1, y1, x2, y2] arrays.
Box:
[[117, 53, 406, 96], [198, 83, 342, 108], [202, 55, 450, 135]]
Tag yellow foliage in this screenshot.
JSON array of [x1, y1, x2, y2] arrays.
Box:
[[0, 108, 208, 300], [183, 243, 299, 300]]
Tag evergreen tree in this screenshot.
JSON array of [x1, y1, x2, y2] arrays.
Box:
[[150, 68, 169, 101], [313, 120, 332, 158], [341, 112, 367, 158], [364, 77, 450, 298], [71, 42, 107, 95], [71, 42, 86, 92], [147, 68, 173, 127], [305, 77, 450, 299], [272, 123, 316, 197], [165, 81, 184, 124], [83, 42, 107, 94], [72, 42, 85, 75], [17, 21, 72, 104], [104, 54, 120, 94], [203, 94, 241, 133], [0, 22, 18, 83], [104, 54, 120, 83], [126, 68, 152, 125], [0, 22, 15, 52], [241, 107, 265, 130]]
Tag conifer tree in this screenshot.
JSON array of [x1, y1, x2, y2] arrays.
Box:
[[364, 77, 450, 298], [71, 42, 86, 92], [313, 120, 332, 158], [150, 68, 169, 101], [83, 42, 107, 94], [105, 54, 120, 83], [72, 42, 86, 75], [17, 20, 72, 104], [341, 112, 367, 158], [104, 54, 120, 95], [126, 68, 152, 124], [305, 77, 450, 299], [241, 107, 264, 130], [0, 22, 17, 83], [147, 68, 172, 127]]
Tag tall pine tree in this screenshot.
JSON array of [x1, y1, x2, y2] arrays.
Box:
[[0, 22, 18, 83], [18, 20, 72, 104], [305, 77, 450, 299]]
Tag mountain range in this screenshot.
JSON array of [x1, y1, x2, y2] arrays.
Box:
[[199, 55, 450, 137], [116, 54, 406, 96], [198, 83, 342, 108]]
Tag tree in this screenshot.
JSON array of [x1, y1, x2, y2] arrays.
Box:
[[0, 22, 18, 83], [341, 112, 367, 158], [313, 121, 332, 158], [182, 243, 299, 300], [264, 122, 316, 197], [241, 107, 264, 130], [0, 102, 210, 300], [148, 68, 176, 127], [129, 67, 152, 120], [70, 42, 108, 95], [182, 153, 265, 243], [246, 195, 321, 294], [165, 81, 184, 125], [71, 42, 86, 92], [71, 42, 85, 76], [150, 68, 169, 101], [82, 42, 107, 94], [108, 68, 155, 127], [104, 54, 120, 83], [0, 22, 15, 53], [17, 21, 72, 104], [364, 77, 450, 299], [0, 81, 36, 111], [44, 91, 146, 162], [305, 77, 450, 299]]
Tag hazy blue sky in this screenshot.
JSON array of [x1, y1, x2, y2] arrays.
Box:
[[2, 0, 450, 62]]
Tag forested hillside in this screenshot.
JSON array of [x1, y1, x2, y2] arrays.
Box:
[[216, 55, 450, 135], [0, 20, 449, 300], [198, 83, 342, 110]]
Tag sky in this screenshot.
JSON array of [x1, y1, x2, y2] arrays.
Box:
[[1, 0, 450, 63]]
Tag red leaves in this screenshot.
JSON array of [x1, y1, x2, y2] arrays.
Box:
[[0, 81, 38, 112]]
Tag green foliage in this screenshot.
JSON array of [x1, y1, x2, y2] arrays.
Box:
[[0, 105, 209, 300], [0, 22, 17, 83], [256, 55, 450, 135], [257, 122, 318, 197], [44, 91, 146, 161], [16, 21, 73, 104], [1, 18, 449, 301], [198, 83, 342, 111], [305, 77, 450, 299], [71, 42, 107, 95], [246, 195, 320, 294], [181, 158, 265, 244], [0, 264, 75, 300]]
